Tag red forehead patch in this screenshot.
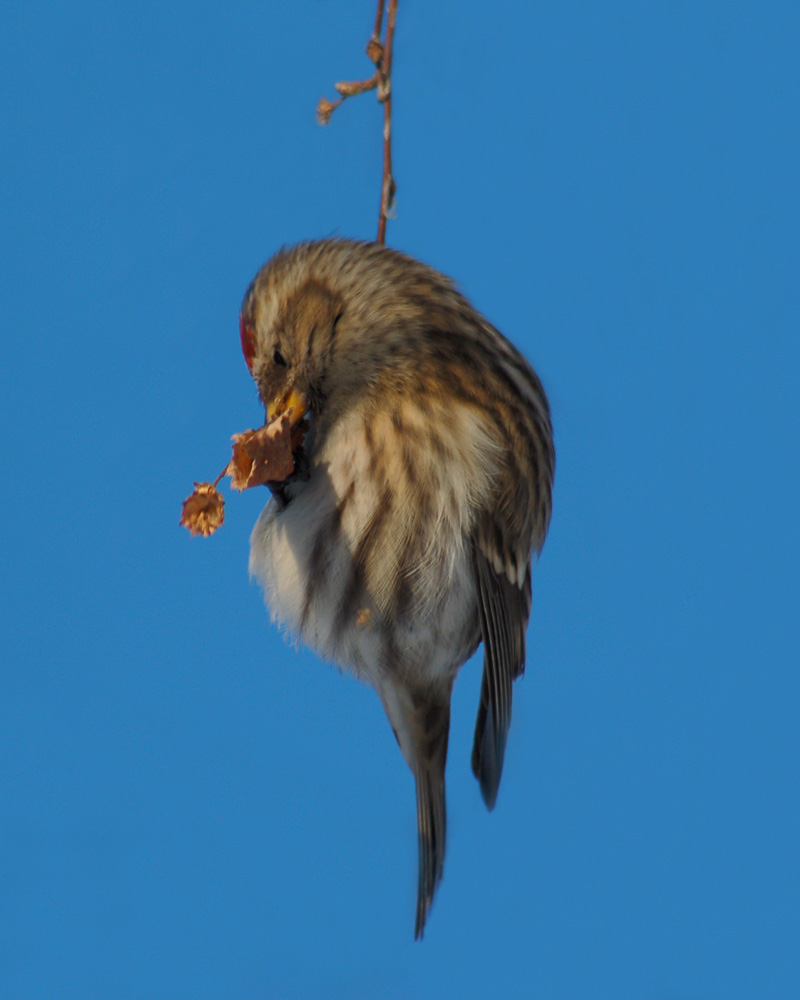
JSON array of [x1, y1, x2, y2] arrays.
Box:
[[239, 314, 256, 372]]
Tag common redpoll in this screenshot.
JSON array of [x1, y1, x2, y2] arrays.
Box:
[[239, 239, 554, 937]]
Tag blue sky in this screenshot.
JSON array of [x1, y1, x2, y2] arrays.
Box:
[[1, 2, 798, 997]]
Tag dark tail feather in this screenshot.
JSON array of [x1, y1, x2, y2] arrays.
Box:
[[379, 681, 451, 940], [411, 695, 450, 940], [414, 759, 447, 940]]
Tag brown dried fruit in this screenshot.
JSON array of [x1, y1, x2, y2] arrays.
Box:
[[228, 414, 295, 492], [181, 412, 305, 537], [180, 482, 225, 537]]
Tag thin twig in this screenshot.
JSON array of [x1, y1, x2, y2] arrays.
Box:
[[316, 0, 398, 245], [372, 0, 386, 42], [377, 0, 397, 244]]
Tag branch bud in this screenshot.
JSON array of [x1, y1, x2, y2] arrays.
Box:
[[366, 37, 384, 66], [316, 97, 336, 125], [335, 80, 364, 97]]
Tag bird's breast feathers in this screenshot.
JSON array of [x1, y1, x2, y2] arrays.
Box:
[[249, 400, 494, 684]]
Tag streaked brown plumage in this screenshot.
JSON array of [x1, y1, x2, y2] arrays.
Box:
[[240, 239, 554, 937]]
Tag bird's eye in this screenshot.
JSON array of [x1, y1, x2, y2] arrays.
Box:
[[273, 349, 287, 367]]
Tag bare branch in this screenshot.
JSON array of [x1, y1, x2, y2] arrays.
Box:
[[317, 0, 399, 245], [372, 0, 386, 43], [377, 0, 397, 244]]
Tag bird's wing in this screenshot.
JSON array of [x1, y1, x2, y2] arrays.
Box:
[[471, 516, 532, 810]]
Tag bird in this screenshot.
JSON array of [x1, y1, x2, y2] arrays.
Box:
[[238, 239, 554, 938]]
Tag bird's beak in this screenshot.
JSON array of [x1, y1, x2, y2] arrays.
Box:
[[267, 387, 308, 426]]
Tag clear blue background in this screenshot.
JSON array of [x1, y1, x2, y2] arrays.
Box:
[[2, 2, 798, 997]]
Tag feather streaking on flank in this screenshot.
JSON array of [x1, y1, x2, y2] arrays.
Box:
[[239, 239, 554, 938]]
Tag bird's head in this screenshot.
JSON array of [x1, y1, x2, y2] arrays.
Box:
[[239, 273, 345, 430]]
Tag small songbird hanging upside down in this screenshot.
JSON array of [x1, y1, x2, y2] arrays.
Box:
[[239, 239, 555, 938]]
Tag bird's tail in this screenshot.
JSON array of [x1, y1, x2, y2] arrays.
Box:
[[414, 736, 448, 940], [376, 679, 451, 939]]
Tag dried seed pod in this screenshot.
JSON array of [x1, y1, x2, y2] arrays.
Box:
[[228, 415, 295, 492], [180, 482, 225, 537]]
